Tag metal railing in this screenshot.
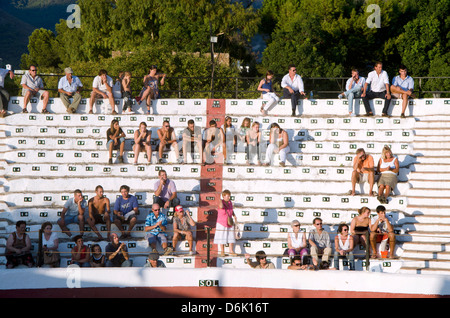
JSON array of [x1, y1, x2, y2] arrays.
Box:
[[6, 73, 450, 99]]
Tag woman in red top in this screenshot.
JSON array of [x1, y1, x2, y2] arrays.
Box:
[[214, 189, 237, 257], [71, 235, 91, 267]]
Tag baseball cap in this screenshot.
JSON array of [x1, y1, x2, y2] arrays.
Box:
[[175, 205, 184, 212], [64, 67, 73, 74]]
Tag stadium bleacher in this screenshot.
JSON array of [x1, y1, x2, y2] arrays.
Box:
[[1, 95, 450, 274]]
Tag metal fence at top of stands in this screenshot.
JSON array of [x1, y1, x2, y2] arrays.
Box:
[[6, 73, 450, 99]]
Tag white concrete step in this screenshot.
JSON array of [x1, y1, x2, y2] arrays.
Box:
[[408, 180, 450, 190], [406, 205, 450, 216], [407, 196, 450, 207], [412, 163, 450, 172], [0, 176, 199, 193], [409, 171, 450, 181], [407, 188, 450, 197]]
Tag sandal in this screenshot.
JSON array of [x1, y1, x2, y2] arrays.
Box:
[[22, 108, 28, 113], [42, 108, 49, 114]]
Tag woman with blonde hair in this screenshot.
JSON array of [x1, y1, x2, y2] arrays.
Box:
[[376, 145, 399, 203]]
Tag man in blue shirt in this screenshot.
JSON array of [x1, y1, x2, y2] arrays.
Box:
[[113, 185, 139, 239], [145, 203, 173, 255], [58, 67, 83, 113], [390, 65, 415, 118]]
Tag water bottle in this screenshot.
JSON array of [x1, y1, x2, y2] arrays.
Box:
[[310, 91, 314, 100]]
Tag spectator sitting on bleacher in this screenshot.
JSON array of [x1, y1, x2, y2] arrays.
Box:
[[370, 205, 396, 259], [88, 69, 116, 114], [113, 185, 139, 239], [334, 223, 355, 270], [286, 220, 309, 264], [21, 65, 50, 114], [281, 64, 306, 117], [6, 221, 35, 268], [350, 206, 371, 248], [106, 119, 126, 164], [390, 65, 415, 118], [133, 121, 152, 165], [361, 61, 391, 117], [222, 116, 236, 164], [70, 235, 91, 267], [308, 217, 332, 270], [245, 251, 276, 269], [202, 119, 224, 165], [143, 252, 166, 268], [0, 66, 14, 118], [238, 117, 251, 152], [338, 68, 365, 117], [57, 189, 87, 238], [263, 123, 290, 167], [89, 244, 105, 267], [121, 71, 134, 113], [139, 65, 166, 113], [41, 221, 60, 267], [182, 119, 203, 164], [287, 255, 313, 270], [172, 205, 196, 255], [144, 203, 173, 256], [246, 121, 261, 165], [258, 70, 280, 116], [105, 233, 132, 267], [153, 169, 180, 212], [350, 148, 375, 196], [376, 145, 399, 204], [87, 185, 111, 241], [57, 67, 83, 114], [157, 120, 181, 164]]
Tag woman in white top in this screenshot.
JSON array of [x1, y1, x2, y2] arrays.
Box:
[[377, 145, 399, 204], [41, 222, 60, 267], [263, 123, 290, 167], [222, 116, 236, 164], [287, 220, 309, 264], [333, 223, 355, 270]]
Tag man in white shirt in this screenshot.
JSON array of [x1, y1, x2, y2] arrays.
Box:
[[390, 65, 415, 118], [88, 69, 116, 114], [361, 62, 391, 117], [0, 66, 14, 117], [281, 64, 306, 116], [20, 65, 50, 113], [58, 67, 83, 113]]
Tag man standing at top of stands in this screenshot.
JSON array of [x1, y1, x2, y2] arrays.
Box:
[[361, 61, 391, 117], [351, 148, 375, 196], [88, 69, 116, 114], [281, 64, 306, 116], [57, 189, 88, 238], [0, 65, 14, 118], [153, 169, 180, 212], [58, 67, 83, 113], [21, 65, 50, 113]]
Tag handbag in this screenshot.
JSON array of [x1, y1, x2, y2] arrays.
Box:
[[227, 216, 234, 227], [43, 251, 60, 265]]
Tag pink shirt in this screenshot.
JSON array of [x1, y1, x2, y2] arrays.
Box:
[[217, 200, 234, 228]]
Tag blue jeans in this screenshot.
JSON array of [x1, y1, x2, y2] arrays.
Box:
[[345, 86, 362, 113]]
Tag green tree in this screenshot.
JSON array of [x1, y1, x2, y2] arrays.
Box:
[[20, 28, 61, 69]]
